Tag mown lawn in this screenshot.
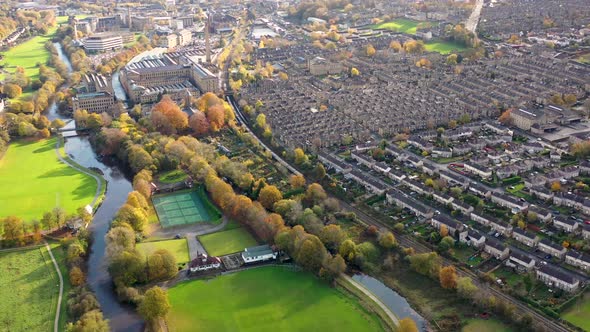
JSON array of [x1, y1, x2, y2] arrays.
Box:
[[158, 169, 188, 184], [372, 18, 419, 34], [136, 239, 190, 264], [0, 246, 60, 332], [199, 227, 258, 256], [562, 293, 590, 331], [167, 267, 383, 332], [47, 242, 72, 331], [462, 318, 513, 332], [424, 40, 468, 54], [0, 138, 97, 221]]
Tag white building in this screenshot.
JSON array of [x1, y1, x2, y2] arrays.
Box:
[[242, 245, 277, 264], [189, 253, 221, 272], [84, 34, 122, 52]]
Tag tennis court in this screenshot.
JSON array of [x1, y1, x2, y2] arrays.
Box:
[[152, 190, 213, 228]]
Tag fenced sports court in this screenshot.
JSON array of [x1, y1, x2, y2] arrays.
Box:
[[152, 189, 214, 228]]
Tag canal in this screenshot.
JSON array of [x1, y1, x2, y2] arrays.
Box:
[[353, 274, 427, 331]]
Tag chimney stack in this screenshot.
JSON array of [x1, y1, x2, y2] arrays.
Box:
[[205, 15, 211, 63]]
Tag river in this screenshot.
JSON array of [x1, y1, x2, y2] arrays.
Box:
[[352, 274, 427, 332], [52, 43, 142, 331]]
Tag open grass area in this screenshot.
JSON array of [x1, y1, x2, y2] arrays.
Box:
[[0, 138, 97, 221], [0, 246, 61, 332], [424, 40, 468, 54], [462, 318, 513, 332], [168, 266, 383, 332], [136, 239, 190, 264], [371, 18, 419, 34], [48, 242, 72, 331], [158, 169, 188, 184], [199, 227, 258, 256], [561, 293, 590, 330], [0, 30, 56, 83]]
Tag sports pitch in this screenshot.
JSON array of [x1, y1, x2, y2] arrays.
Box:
[[152, 190, 215, 228]]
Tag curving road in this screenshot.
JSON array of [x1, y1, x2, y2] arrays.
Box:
[[45, 242, 64, 332]]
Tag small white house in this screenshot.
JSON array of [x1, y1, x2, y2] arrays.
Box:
[[242, 245, 277, 264]]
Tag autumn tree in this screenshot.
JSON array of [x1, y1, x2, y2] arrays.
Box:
[[498, 109, 512, 125], [365, 44, 376, 57], [551, 181, 561, 192], [189, 111, 210, 136], [446, 54, 458, 65], [138, 286, 171, 328], [389, 40, 403, 52], [3, 83, 22, 98], [147, 249, 177, 281], [151, 95, 188, 133], [439, 265, 458, 289], [289, 174, 306, 189], [350, 67, 360, 76], [293, 148, 309, 165], [398, 318, 418, 332], [319, 224, 346, 251], [258, 185, 283, 210], [378, 231, 396, 249], [206, 104, 225, 131], [404, 40, 425, 54], [69, 266, 86, 286], [70, 310, 109, 332], [320, 254, 346, 281], [440, 224, 449, 237], [1, 216, 25, 246], [305, 183, 327, 206]]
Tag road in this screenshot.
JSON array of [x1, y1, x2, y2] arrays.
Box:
[[465, 0, 484, 34], [46, 243, 64, 332]]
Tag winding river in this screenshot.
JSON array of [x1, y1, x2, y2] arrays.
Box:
[[51, 43, 142, 331]]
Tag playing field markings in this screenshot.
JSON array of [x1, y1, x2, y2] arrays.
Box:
[[152, 189, 216, 228]]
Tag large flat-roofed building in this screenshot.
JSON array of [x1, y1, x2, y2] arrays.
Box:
[[308, 57, 343, 76], [83, 34, 123, 52], [77, 73, 113, 93], [120, 53, 219, 104], [72, 92, 116, 114]]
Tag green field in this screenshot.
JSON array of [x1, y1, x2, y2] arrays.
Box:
[[424, 40, 468, 54], [0, 246, 61, 332], [562, 294, 590, 330], [462, 318, 513, 332], [158, 169, 188, 184], [167, 267, 383, 332], [372, 18, 419, 34], [0, 138, 97, 221], [199, 227, 258, 256], [137, 239, 190, 264]]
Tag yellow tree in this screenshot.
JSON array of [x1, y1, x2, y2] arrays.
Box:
[[289, 174, 306, 189], [258, 185, 283, 210], [366, 44, 376, 57], [439, 265, 458, 289], [398, 317, 418, 332], [440, 224, 449, 237], [551, 181, 561, 192], [351, 67, 360, 76]]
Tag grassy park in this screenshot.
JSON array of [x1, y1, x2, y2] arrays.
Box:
[[424, 40, 468, 54], [0, 246, 61, 332], [137, 239, 190, 265], [199, 227, 258, 256], [562, 293, 590, 330], [0, 138, 97, 221], [167, 267, 384, 332], [371, 18, 419, 34]]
